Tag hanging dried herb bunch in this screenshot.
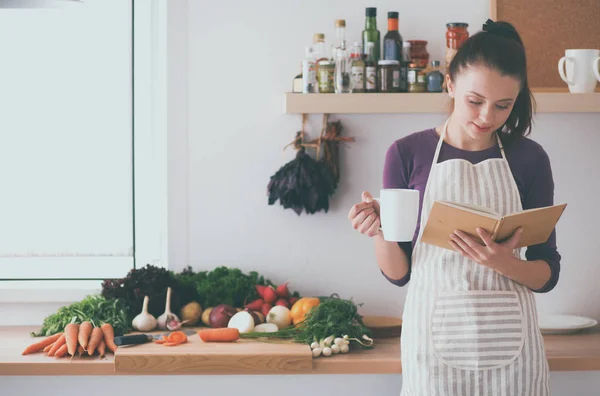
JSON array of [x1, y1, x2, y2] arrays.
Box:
[[267, 114, 354, 215]]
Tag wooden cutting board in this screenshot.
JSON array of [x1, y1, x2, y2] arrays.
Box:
[[114, 333, 313, 374], [362, 316, 402, 338]]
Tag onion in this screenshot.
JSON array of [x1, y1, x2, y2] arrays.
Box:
[[208, 304, 237, 328]]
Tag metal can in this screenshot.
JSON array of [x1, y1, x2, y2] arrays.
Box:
[[407, 63, 427, 93], [317, 61, 335, 93]]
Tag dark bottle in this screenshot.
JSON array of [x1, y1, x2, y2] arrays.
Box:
[[362, 7, 380, 61], [383, 12, 403, 62]]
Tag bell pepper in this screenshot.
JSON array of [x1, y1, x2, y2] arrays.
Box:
[[290, 297, 320, 325]]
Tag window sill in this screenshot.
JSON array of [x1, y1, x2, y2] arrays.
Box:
[[0, 280, 102, 303]]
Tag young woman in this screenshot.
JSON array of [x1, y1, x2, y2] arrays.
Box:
[[348, 20, 560, 395]]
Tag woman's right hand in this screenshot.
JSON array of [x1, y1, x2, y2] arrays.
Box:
[[348, 191, 382, 237]]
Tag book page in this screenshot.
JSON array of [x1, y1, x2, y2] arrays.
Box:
[[439, 201, 500, 218], [496, 203, 567, 247], [421, 201, 500, 250]]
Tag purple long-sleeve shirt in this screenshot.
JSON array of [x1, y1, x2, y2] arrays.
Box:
[[382, 128, 561, 293]]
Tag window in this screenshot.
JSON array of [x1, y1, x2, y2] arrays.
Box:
[[0, 0, 167, 296]]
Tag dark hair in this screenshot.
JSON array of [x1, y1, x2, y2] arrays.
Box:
[[448, 20, 535, 144]]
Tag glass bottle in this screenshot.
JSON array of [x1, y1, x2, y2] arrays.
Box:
[[335, 19, 347, 51], [365, 41, 377, 93], [334, 48, 352, 93], [383, 11, 403, 62], [362, 7, 380, 61], [350, 42, 365, 93], [426, 60, 444, 92], [302, 46, 316, 93], [399, 41, 411, 92], [313, 33, 328, 64]]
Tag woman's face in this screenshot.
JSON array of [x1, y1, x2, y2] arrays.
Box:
[[446, 65, 521, 141]]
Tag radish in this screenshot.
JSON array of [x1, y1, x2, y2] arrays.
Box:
[[245, 298, 264, 311], [227, 311, 255, 334], [262, 286, 277, 304], [275, 298, 289, 308], [261, 303, 273, 317], [266, 305, 292, 329], [275, 282, 290, 298], [255, 285, 267, 298], [289, 297, 299, 306]]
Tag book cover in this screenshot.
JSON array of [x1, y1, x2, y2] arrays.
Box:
[[421, 201, 567, 251]]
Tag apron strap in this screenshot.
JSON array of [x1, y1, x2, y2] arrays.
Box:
[[497, 131, 507, 160], [432, 118, 450, 166]]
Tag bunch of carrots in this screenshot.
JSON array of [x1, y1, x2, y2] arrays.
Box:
[[22, 322, 118, 359]]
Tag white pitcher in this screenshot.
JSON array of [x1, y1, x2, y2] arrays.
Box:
[[558, 49, 600, 93]]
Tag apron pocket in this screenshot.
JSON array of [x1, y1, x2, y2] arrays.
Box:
[[431, 290, 525, 371]]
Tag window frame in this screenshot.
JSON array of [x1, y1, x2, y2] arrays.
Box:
[[0, 0, 168, 303]]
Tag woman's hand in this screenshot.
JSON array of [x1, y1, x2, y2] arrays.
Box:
[[449, 227, 523, 271], [348, 191, 382, 237]]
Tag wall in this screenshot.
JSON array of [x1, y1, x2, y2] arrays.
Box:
[[180, 0, 600, 319], [4, 1, 600, 395]]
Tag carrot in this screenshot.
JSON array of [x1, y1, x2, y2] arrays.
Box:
[[78, 321, 93, 350], [77, 344, 84, 357], [48, 334, 66, 357], [54, 343, 69, 358], [198, 328, 240, 342], [163, 342, 183, 346], [97, 339, 106, 357], [166, 331, 188, 344], [154, 339, 166, 344], [64, 323, 80, 356], [101, 323, 118, 353], [87, 327, 103, 356], [43, 343, 55, 353], [22, 332, 63, 355]]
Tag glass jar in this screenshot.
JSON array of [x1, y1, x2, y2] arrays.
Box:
[[407, 40, 429, 68], [378, 60, 400, 92], [317, 60, 335, 93], [407, 63, 427, 93], [426, 61, 444, 92], [445, 23, 469, 69]]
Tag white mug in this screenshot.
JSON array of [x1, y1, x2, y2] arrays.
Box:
[[373, 189, 419, 242], [558, 49, 600, 93]]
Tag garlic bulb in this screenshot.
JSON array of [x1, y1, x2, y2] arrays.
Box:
[[132, 295, 158, 332], [157, 287, 183, 330]]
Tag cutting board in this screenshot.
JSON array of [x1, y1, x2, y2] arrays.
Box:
[[114, 333, 313, 374], [362, 316, 402, 338]]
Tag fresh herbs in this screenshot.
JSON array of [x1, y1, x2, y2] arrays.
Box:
[[101, 264, 194, 321], [32, 295, 130, 337], [240, 295, 373, 348], [176, 266, 279, 308]]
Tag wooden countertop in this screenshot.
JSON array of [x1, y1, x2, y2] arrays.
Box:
[[2, 326, 600, 376]]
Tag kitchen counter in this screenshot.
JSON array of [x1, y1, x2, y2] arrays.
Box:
[[2, 326, 600, 375]]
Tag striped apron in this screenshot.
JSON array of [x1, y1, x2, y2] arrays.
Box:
[[400, 120, 550, 395]]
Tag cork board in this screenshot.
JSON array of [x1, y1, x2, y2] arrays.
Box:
[[490, 0, 600, 88]]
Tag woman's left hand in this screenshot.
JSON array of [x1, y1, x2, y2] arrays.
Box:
[[449, 227, 523, 271]]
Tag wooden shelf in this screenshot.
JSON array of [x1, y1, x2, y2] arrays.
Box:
[[284, 89, 600, 114]]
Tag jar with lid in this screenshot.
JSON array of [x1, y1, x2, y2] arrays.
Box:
[[426, 61, 444, 92], [407, 40, 429, 68], [445, 23, 469, 69], [317, 60, 335, 93], [378, 60, 400, 92], [407, 63, 427, 93]]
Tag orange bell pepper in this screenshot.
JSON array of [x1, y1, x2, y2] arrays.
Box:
[[290, 297, 320, 325]]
